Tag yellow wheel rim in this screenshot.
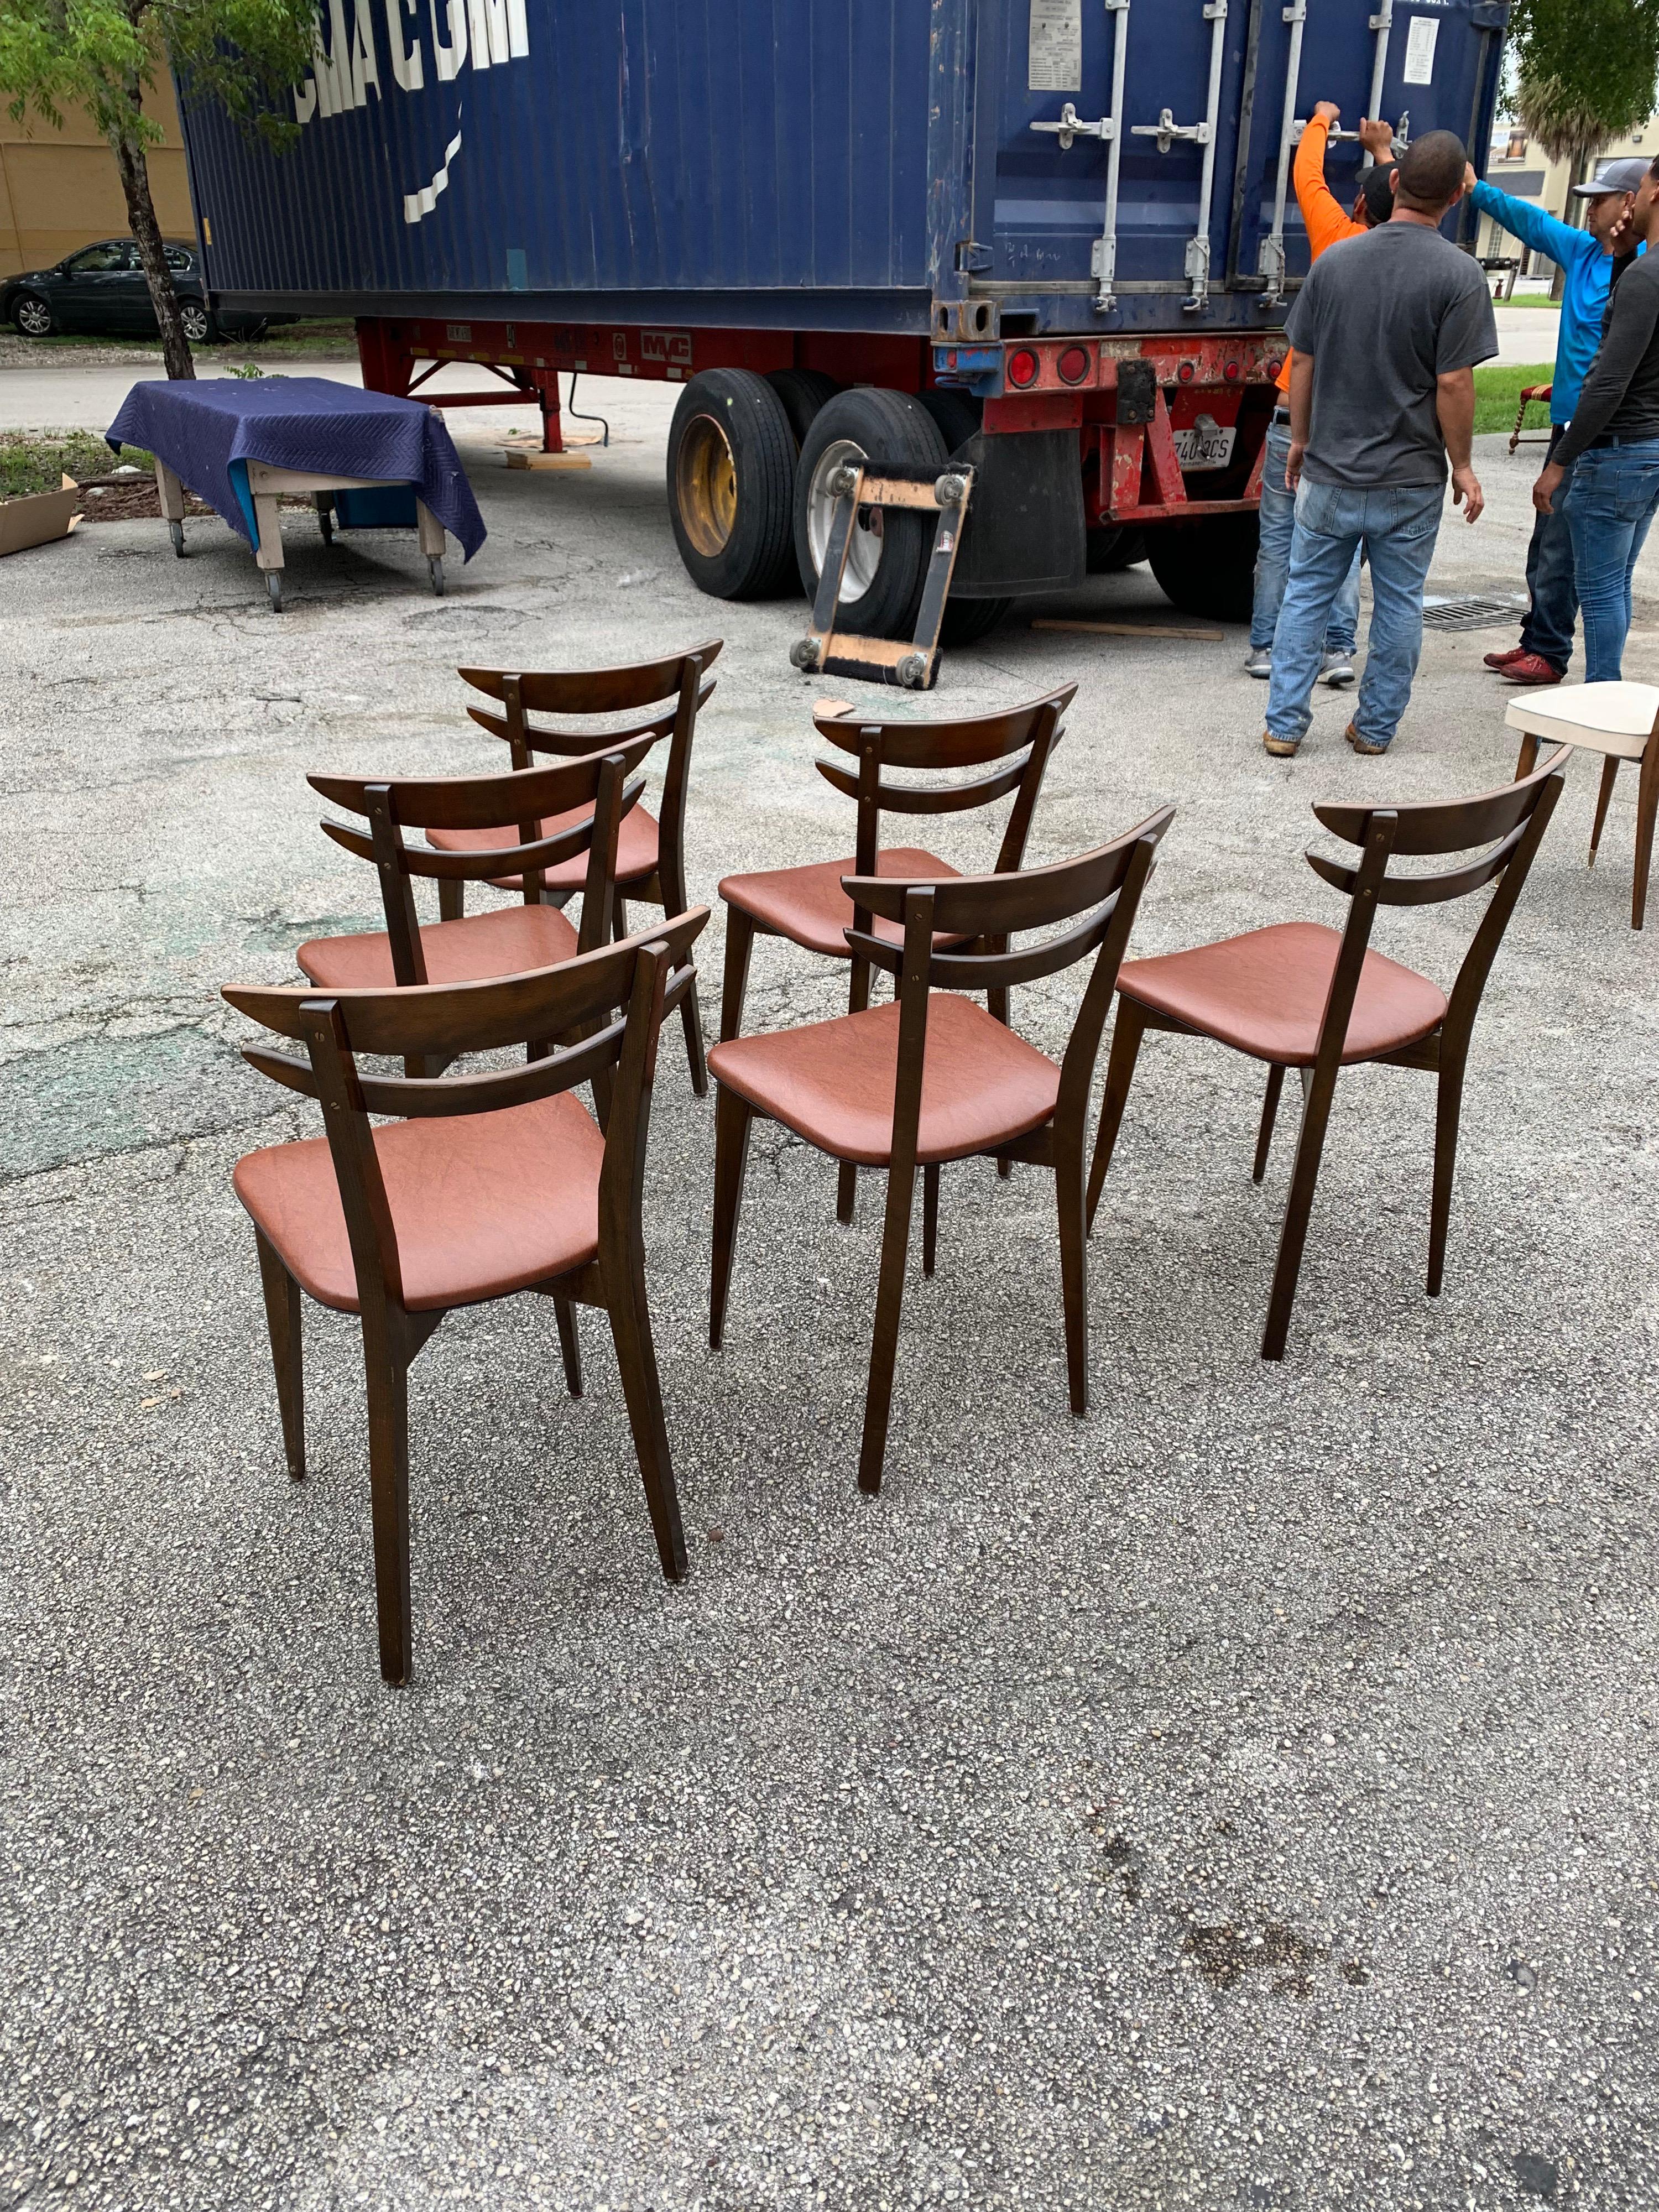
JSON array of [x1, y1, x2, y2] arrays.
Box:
[[676, 411, 739, 557]]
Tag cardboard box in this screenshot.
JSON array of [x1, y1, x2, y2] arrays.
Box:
[[0, 474, 81, 557]]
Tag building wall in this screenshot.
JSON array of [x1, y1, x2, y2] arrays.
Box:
[[0, 79, 195, 278]]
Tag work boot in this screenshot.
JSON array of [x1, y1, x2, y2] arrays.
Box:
[[1484, 644, 1527, 670], [1499, 651, 1564, 687], [1319, 648, 1357, 687], [1345, 723, 1389, 755], [1244, 646, 1272, 678], [1262, 727, 1301, 758]]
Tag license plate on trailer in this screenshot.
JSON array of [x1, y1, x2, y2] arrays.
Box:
[[1171, 425, 1237, 472]]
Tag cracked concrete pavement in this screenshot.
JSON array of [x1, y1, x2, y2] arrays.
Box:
[[3, 384, 1658, 2211]]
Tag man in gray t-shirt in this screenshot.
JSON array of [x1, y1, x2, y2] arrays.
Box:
[[1262, 131, 1498, 758]]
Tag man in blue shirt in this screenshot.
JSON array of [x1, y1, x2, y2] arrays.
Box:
[[1469, 155, 1644, 684]]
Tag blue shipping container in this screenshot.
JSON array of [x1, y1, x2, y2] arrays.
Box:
[[181, 0, 1509, 339]]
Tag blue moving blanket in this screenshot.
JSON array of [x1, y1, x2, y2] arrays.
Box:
[[105, 375, 486, 559]]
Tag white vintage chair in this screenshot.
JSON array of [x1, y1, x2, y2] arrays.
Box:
[[1506, 682, 1659, 930]]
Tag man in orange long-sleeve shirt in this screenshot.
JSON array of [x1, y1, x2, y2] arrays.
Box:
[[1246, 104, 1399, 684]]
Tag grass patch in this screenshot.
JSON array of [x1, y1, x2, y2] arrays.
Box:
[[11, 316, 357, 358], [0, 430, 150, 498], [1473, 362, 1554, 436]]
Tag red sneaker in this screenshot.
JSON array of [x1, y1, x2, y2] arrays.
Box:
[[1499, 652, 1564, 686], [1484, 645, 1527, 670]]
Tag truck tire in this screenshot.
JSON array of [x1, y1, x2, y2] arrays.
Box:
[[920, 390, 1013, 642], [765, 367, 841, 451], [940, 596, 1012, 646], [667, 369, 797, 599], [1146, 513, 1260, 623], [1087, 526, 1148, 573], [794, 388, 948, 639], [916, 388, 980, 456]]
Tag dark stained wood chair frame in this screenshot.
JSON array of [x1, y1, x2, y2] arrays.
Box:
[[449, 641, 722, 1091], [720, 686, 1078, 1227], [225, 912, 709, 1686], [711, 811, 1172, 1496], [1086, 752, 1567, 1362], [309, 737, 656, 1076]]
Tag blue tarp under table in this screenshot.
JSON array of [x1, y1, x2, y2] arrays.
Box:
[[105, 375, 487, 611]]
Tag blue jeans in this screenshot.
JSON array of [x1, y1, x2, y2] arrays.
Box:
[[1561, 436, 1659, 684], [1520, 422, 1577, 671], [1265, 478, 1444, 748], [1251, 421, 1362, 653]]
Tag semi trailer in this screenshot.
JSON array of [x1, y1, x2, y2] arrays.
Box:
[[175, 0, 1509, 645]]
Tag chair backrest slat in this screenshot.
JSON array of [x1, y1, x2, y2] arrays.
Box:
[[1311, 747, 1569, 858], [458, 640, 723, 716], [309, 730, 659, 832], [844, 811, 1168, 943], [225, 910, 710, 1062], [814, 754, 1032, 815], [465, 677, 716, 759], [353, 1014, 630, 1119], [814, 686, 1076, 769]]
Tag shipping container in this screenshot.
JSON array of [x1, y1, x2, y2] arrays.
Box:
[[175, 0, 1510, 648]]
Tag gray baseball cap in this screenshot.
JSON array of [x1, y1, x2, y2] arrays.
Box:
[[1571, 157, 1648, 198]]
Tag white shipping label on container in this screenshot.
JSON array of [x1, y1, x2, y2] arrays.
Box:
[[1402, 15, 1439, 85], [1029, 0, 1082, 91]]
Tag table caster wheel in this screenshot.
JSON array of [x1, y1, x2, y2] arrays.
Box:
[[169, 519, 185, 557], [267, 571, 284, 613], [429, 556, 445, 597]]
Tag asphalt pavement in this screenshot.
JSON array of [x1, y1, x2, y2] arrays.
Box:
[[3, 397, 1657, 2211]]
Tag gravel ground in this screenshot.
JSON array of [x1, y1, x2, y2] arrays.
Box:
[[3, 389, 1658, 2212]]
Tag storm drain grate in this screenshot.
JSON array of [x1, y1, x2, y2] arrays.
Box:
[[1421, 594, 1527, 632]]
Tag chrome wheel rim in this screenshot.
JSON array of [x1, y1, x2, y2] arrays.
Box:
[[807, 437, 881, 603], [16, 298, 49, 335]]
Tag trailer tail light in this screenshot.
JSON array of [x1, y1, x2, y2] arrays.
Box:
[[1005, 347, 1040, 388], [1056, 345, 1091, 385], [1177, 361, 1195, 383], [1223, 360, 1240, 380]]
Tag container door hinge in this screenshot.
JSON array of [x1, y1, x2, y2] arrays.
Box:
[[954, 239, 994, 275]]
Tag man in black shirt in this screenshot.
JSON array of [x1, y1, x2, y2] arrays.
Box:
[[1535, 157, 1659, 682]]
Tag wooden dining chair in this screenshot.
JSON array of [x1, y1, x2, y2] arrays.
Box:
[[1085, 752, 1567, 1361], [718, 686, 1077, 1223], [434, 641, 722, 1091], [1506, 681, 1659, 929], [708, 810, 1172, 1496], [223, 911, 709, 1685], [297, 738, 655, 1073]]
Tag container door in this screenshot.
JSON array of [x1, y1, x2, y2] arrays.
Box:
[[1229, 0, 1510, 290], [985, 0, 1254, 306]]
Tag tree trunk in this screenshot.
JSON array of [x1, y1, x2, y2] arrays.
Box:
[[108, 81, 194, 381]]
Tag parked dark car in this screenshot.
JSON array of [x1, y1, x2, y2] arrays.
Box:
[[1, 240, 291, 343]]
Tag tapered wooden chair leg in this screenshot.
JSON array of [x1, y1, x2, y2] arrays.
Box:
[[1253, 1064, 1286, 1185], [362, 1323, 413, 1685], [680, 975, 709, 1097], [719, 909, 755, 1044], [254, 1230, 306, 1479], [437, 878, 465, 923], [837, 1161, 859, 1224], [613, 898, 628, 943], [1086, 999, 1148, 1232], [604, 1260, 688, 1582], [1634, 739, 1659, 931], [1426, 1057, 1465, 1299], [1514, 732, 1540, 780], [1260, 1065, 1338, 1361], [1055, 1139, 1089, 1416], [857, 1161, 919, 1496], [552, 1286, 583, 1396], [922, 1162, 940, 1277], [709, 1084, 754, 1349], [1589, 756, 1620, 867]]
